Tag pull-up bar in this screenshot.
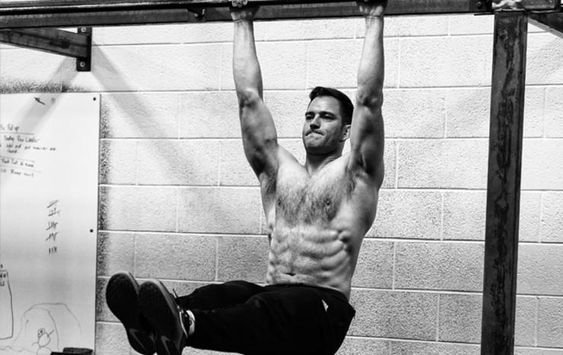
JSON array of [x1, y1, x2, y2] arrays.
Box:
[[0, 0, 559, 29]]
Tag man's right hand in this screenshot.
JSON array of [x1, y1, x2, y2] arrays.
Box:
[[491, 0, 523, 10], [230, 0, 259, 21]]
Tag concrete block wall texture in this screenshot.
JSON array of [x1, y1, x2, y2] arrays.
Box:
[[1, 12, 563, 355]]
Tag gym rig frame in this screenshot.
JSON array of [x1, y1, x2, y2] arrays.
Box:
[[1, 0, 562, 353]]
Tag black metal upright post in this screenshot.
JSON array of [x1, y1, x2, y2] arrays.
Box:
[[481, 10, 528, 355]]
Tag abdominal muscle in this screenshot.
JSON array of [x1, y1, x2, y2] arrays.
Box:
[[265, 223, 356, 299]]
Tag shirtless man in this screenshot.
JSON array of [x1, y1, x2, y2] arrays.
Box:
[[105, 0, 386, 354]]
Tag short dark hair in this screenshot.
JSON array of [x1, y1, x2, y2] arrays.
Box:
[[308, 86, 353, 125]]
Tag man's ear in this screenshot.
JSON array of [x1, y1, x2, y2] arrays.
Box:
[[340, 124, 351, 142]]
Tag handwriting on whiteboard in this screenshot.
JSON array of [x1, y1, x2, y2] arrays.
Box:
[[0, 123, 20, 132], [46, 200, 60, 255], [0, 123, 56, 178]]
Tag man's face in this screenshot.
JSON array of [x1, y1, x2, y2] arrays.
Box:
[[302, 96, 349, 155]]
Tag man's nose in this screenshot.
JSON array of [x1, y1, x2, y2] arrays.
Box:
[[310, 116, 320, 128]]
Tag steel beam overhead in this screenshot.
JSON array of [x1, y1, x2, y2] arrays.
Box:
[[1, 0, 560, 29], [531, 11, 563, 34], [524, 0, 561, 10], [481, 9, 528, 355], [0, 0, 495, 29], [0, 0, 486, 12], [1, 0, 558, 14]]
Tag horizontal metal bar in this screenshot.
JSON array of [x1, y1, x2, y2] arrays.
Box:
[[531, 11, 563, 34], [524, 0, 561, 10], [0, 0, 490, 29], [4, 0, 352, 11], [1, 0, 558, 12], [0, 28, 89, 57], [0, 9, 193, 29], [0, 0, 492, 12]]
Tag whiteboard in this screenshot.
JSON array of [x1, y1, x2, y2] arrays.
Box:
[[0, 93, 99, 354]]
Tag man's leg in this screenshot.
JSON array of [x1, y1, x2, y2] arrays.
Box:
[[190, 285, 355, 355], [176, 280, 263, 310], [140, 282, 355, 355], [138, 280, 265, 355]]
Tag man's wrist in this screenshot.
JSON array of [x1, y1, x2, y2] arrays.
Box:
[[365, 14, 384, 21], [233, 18, 253, 23]]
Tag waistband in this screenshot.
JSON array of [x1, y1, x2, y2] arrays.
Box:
[[267, 283, 352, 307]]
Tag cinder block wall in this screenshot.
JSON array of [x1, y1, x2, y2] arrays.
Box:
[[1, 13, 563, 355]]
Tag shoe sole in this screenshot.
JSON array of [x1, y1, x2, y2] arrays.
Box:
[[106, 272, 156, 355], [139, 280, 186, 355]]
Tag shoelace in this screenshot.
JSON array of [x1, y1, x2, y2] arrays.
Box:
[[172, 289, 192, 332]]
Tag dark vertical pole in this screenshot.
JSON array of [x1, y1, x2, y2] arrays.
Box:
[[481, 10, 528, 355]]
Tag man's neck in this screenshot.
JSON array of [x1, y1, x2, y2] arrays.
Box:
[[305, 152, 341, 175]]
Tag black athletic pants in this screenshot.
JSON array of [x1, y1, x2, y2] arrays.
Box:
[[175, 281, 355, 355]]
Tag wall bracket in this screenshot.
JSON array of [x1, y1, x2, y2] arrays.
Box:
[[0, 27, 92, 72]]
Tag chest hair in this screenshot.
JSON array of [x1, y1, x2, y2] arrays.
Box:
[[275, 166, 354, 224]]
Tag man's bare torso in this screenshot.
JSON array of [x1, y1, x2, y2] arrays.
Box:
[[262, 148, 379, 300]]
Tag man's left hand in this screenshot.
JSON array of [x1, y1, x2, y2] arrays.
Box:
[[357, 0, 387, 18], [230, 0, 259, 21]]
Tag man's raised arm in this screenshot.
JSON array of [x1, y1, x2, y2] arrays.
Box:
[[348, 0, 386, 187], [231, 1, 279, 181]]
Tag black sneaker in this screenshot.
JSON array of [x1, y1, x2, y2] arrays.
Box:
[[139, 280, 188, 355], [105, 272, 156, 355]]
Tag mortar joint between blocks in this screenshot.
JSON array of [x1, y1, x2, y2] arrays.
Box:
[[391, 241, 397, 290], [435, 294, 441, 342], [439, 191, 445, 241]]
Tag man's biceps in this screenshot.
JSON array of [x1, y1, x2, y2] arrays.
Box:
[[353, 102, 382, 120], [245, 140, 278, 164], [352, 138, 384, 173], [363, 143, 384, 167], [353, 127, 383, 152], [239, 107, 265, 123]]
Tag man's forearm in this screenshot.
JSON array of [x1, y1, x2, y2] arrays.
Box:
[[357, 16, 384, 105], [233, 19, 263, 101]]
